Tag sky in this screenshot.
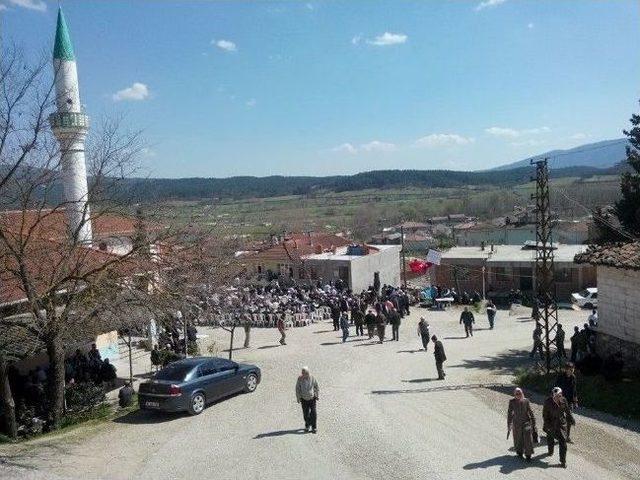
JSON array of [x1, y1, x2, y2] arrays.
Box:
[[1, 0, 639, 178]]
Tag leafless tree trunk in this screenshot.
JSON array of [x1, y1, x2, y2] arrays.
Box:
[[0, 353, 18, 439]]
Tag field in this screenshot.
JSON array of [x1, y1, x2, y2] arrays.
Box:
[[155, 174, 621, 243]]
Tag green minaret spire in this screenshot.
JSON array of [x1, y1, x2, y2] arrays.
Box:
[[53, 8, 75, 61]]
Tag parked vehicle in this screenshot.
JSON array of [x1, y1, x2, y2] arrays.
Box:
[[571, 287, 598, 309], [138, 357, 261, 415]]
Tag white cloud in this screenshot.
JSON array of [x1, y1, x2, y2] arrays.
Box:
[[360, 140, 396, 152], [367, 32, 408, 46], [213, 39, 237, 52], [485, 126, 550, 138], [305, 3, 314, 10], [0, 5, 7, 10], [510, 139, 545, 148], [475, 0, 508, 12], [351, 35, 362, 45], [141, 147, 156, 157], [331, 143, 358, 154], [569, 133, 587, 140], [414, 133, 475, 148], [246, 98, 257, 108], [112, 82, 150, 102], [8, 0, 47, 12], [527, 22, 535, 29]]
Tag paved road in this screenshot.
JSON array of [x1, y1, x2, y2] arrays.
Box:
[[2, 306, 639, 480]]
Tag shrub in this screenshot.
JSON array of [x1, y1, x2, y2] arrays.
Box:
[[65, 382, 106, 413]]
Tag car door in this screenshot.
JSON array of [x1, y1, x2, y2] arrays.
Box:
[[198, 361, 221, 401], [213, 360, 242, 398]]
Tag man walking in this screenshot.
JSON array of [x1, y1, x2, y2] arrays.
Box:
[[389, 307, 401, 341], [352, 307, 365, 336], [276, 313, 287, 345], [295, 366, 319, 433], [486, 301, 497, 329], [432, 335, 447, 380], [555, 363, 578, 442], [460, 307, 475, 337], [556, 324, 566, 358], [417, 317, 430, 351], [376, 309, 387, 344], [340, 312, 350, 343], [530, 325, 544, 359], [543, 387, 575, 468], [365, 309, 377, 339]]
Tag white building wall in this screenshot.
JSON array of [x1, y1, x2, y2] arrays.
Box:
[[349, 245, 401, 293], [598, 266, 640, 344]]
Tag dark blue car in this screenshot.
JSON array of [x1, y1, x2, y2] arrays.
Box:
[[138, 357, 261, 415]]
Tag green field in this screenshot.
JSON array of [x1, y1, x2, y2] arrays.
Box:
[[155, 174, 621, 243]]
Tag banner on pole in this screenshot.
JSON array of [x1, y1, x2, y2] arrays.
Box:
[[426, 249, 442, 265]]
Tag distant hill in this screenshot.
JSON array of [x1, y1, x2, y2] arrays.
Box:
[[122, 163, 624, 202], [493, 138, 629, 171]]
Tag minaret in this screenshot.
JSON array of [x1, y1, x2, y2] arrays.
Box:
[[49, 8, 93, 244]]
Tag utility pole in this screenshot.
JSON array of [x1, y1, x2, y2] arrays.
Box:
[[400, 226, 407, 287], [531, 158, 559, 374]]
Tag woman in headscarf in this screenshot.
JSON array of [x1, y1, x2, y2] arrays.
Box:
[[507, 387, 537, 461]]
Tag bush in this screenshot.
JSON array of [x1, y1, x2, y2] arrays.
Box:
[[187, 341, 200, 357], [65, 382, 106, 413], [515, 367, 640, 422], [60, 403, 111, 429]]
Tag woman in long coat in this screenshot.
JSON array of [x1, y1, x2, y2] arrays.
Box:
[[507, 387, 536, 461]]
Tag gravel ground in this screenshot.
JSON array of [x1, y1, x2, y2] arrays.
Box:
[[1, 306, 639, 480]]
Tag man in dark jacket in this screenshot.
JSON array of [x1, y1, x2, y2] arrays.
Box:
[[365, 309, 377, 339], [543, 387, 575, 468], [331, 304, 341, 331], [432, 335, 446, 380], [460, 307, 475, 337], [530, 325, 544, 359], [556, 324, 566, 358], [388, 308, 401, 341], [555, 363, 578, 441], [376, 311, 387, 344]]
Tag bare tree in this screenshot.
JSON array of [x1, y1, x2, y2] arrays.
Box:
[[0, 46, 180, 429]]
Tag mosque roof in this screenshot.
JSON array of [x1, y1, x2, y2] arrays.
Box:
[[53, 8, 75, 61]]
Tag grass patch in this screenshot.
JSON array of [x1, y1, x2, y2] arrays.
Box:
[[515, 368, 640, 422]]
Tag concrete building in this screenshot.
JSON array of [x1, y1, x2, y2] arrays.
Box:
[[454, 220, 588, 247], [246, 233, 401, 292], [433, 243, 596, 300], [575, 242, 640, 369]]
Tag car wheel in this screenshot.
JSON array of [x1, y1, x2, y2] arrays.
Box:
[[584, 303, 593, 309], [244, 373, 258, 393], [189, 392, 206, 415]]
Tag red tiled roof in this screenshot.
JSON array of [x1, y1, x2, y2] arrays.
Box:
[[247, 233, 351, 263], [574, 242, 640, 270], [0, 237, 130, 305], [0, 209, 143, 242]]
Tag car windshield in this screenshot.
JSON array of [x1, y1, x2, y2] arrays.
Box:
[[154, 364, 194, 382]]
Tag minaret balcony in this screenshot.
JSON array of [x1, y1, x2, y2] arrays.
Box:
[[49, 111, 89, 130]]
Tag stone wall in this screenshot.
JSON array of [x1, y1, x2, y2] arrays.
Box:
[[596, 333, 640, 371], [597, 266, 640, 345]]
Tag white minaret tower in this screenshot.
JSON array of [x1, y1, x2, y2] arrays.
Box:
[[49, 8, 93, 244]]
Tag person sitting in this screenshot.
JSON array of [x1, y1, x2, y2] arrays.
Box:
[[118, 382, 135, 408]]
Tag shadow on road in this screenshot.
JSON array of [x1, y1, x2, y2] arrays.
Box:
[[320, 341, 343, 346], [443, 336, 468, 340], [402, 378, 439, 383], [112, 409, 188, 425], [371, 382, 513, 395], [313, 330, 336, 334], [353, 341, 381, 347], [463, 453, 550, 474], [253, 428, 307, 439], [257, 345, 281, 349], [397, 349, 423, 354], [448, 349, 531, 374]]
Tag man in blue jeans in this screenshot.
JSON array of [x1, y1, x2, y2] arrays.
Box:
[[295, 366, 319, 433]]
